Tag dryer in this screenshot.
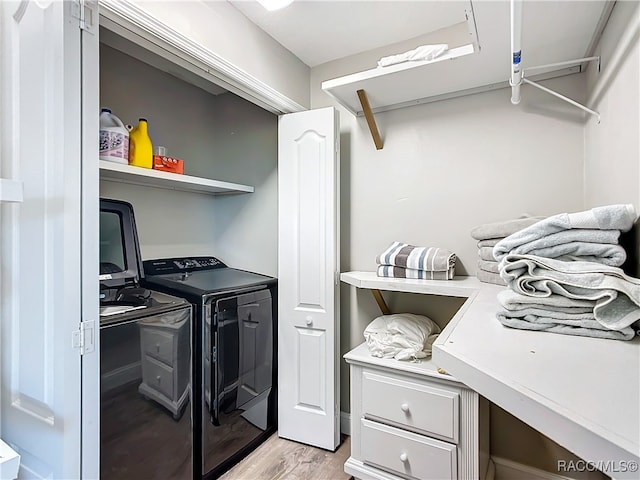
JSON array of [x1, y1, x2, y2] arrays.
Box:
[[142, 257, 277, 479]]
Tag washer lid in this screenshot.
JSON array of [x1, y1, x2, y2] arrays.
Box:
[[144, 267, 276, 297]]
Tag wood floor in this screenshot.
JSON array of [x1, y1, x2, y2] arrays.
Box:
[[220, 433, 353, 480]]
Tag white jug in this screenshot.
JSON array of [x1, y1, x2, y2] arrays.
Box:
[[99, 108, 129, 164]]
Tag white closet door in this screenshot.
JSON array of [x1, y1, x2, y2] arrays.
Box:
[[278, 107, 340, 450], [0, 1, 97, 477]]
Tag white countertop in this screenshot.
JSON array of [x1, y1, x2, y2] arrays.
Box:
[[341, 271, 640, 476]]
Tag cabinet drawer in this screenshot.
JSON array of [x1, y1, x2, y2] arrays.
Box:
[[142, 356, 174, 399], [141, 328, 175, 367], [361, 418, 457, 480], [362, 371, 459, 442]]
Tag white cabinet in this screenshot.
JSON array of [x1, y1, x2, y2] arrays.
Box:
[[344, 343, 491, 480]]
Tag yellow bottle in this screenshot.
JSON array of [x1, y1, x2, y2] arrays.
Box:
[[128, 118, 153, 168]]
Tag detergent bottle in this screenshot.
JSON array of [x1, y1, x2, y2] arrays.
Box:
[[128, 118, 153, 169], [99, 108, 129, 164]]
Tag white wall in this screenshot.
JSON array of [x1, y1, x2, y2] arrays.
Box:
[[309, 21, 624, 480], [312, 55, 586, 400], [126, 0, 310, 109], [584, 0, 640, 276], [100, 44, 278, 277]]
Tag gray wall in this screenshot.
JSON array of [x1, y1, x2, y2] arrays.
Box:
[[99, 43, 278, 277]]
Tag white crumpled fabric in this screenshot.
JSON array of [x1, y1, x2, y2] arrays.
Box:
[[364, 313, 441, 361]]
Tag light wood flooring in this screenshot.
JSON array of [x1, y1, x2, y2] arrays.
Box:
[[220, 433, 353, 480]]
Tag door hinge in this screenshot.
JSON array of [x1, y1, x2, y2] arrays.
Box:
[[72, 320, 96, 355], [72, 0, 97, 34]]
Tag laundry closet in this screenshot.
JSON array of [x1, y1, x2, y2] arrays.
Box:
[[98, 31, 279, 276]]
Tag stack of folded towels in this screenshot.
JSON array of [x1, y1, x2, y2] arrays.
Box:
[[376, 241, 456, 280], [470, 216, 542, 286], [493, 204, 640, 340]]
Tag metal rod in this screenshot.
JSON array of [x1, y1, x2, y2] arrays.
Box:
[[522, 56, 601, 76], [510, 0, 523, 105], [521, 77, 600, 121]]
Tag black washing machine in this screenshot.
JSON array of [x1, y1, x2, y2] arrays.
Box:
[[99, 199, 193, 480], [141, 257, 277, 479]]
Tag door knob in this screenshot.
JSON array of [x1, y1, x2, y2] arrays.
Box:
[[400, 403, 410, 413], [400, 453, 408, 462]]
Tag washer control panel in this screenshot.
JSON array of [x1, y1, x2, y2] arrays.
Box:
[[143, 257, 227, 275]]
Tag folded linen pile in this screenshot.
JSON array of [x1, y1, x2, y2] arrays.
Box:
[[493, 204, 640, 340], [376, 241, 456, 280], [470, 216, 542, 286]]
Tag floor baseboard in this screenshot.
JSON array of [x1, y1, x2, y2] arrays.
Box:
[[340, 411, 351, 436], [492, 456, 577, 480]]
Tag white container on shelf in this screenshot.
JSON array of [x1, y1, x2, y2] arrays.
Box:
[[0, 439, 20, 480], [99, 108, 129, 164]]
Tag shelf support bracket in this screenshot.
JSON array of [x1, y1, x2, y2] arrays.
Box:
[[357, 89, 384, 150], [370, 289, 391, 315]]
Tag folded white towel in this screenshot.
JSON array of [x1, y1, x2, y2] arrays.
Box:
[[479, 246, 497, 261], [496, 312, 636, 340], [476, 269, 506, 286], [478, 259, 499, 274], [477, 238, 503, 248], [494, 228, 627, 266], [377, 44, 448, 68], [471, 216, 543, 241], [499, 253, 640, 331], [377, 241, 455, 272], [494, 205, 636, 263]]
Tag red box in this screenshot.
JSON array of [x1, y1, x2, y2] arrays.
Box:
[[153, 155, 184, 174]]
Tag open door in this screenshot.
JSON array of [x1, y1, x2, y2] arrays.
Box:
[[277, 107, 340, 450], [0, 1, 99, 477]]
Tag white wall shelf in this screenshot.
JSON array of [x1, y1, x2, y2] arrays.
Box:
[[99, 160, 254, 195], [321, 3, 478, 151], [432, 282, 640, 477], [341, 271, 481, 298], [322, 43, 476, 118], [342, 271, 640, 477]]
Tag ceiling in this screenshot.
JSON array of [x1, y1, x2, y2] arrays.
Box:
[[228, 0, 613, 70]]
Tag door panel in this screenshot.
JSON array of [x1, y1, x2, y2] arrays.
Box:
[[296, 327, 326, 410], [278, 107, 340, 450], [0, 1, 93, 477]]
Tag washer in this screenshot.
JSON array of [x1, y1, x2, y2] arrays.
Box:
[[141, 256, 277, 479]]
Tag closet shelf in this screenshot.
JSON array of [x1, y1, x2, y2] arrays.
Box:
[[322, 43, 476, 118], [344, 271, 640, 468], [340, 271, 481, 298], [99, 160, 254, 195], [321, 4, 479, 150]]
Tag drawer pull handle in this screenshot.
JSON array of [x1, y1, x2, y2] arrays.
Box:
[[156, 344, 160, 353], [400, 403, 410, 413], [400, 453, 408, 462]]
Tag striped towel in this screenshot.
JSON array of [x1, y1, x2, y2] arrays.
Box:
[[377, 265, 455, 280], [376, 242, 456, 272]]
